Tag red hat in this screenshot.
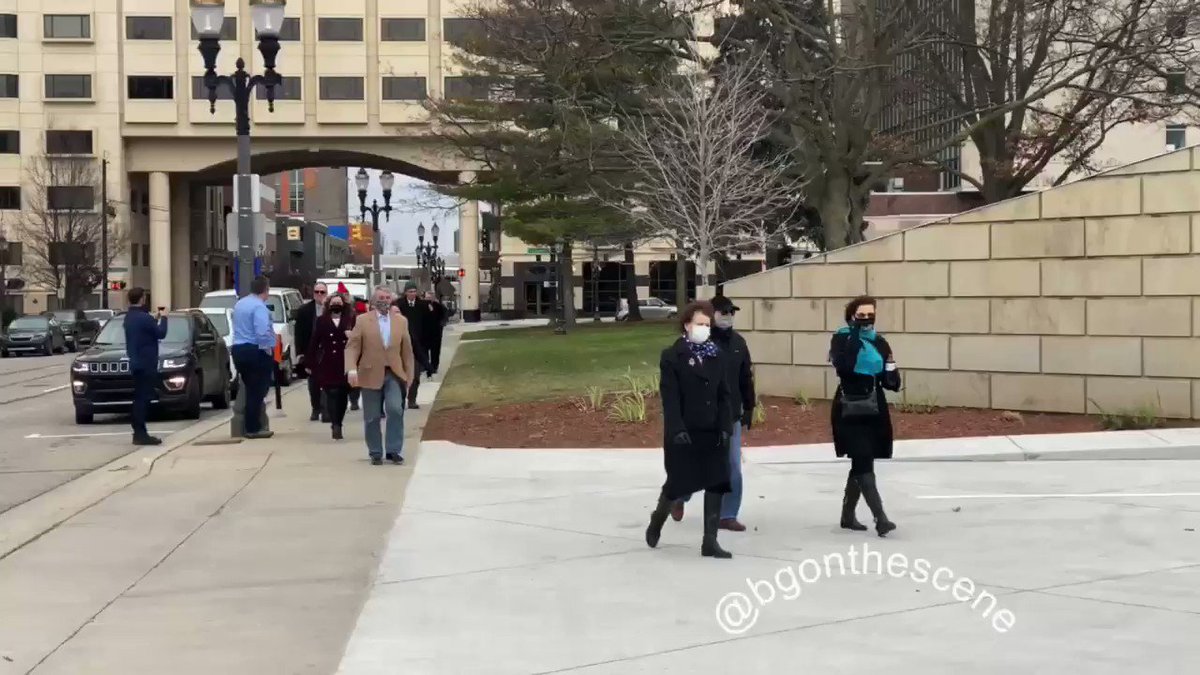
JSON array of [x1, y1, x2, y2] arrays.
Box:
[[337, 282, 349, 295]]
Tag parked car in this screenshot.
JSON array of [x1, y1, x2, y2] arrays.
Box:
[[84, 309, 122, 329], [199, 287, 302, 385], [70, 309, 232, 424], [1, 315, 68, 356], [197, 306, 238, 400], [617, 297, 679, 321], [43, 309, 100, 351]]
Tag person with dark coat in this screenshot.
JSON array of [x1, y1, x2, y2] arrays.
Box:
[[645, 301, 735, 559], [423, 291, 448, 374], [393, 281, 433, 409], [671, 296, 755, 531], [123, 287, 169, 446], [830, 295, 901, 537], [306, 292, 357, 440], [294, 282, 327, 421]]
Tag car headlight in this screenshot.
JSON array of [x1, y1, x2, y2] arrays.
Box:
[[72, 361, 89, 373], [161, 357, 189, 370]]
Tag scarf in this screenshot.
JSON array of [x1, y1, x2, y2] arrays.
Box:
[[686, 338, 719, 362], [835, 325, 884, 376]]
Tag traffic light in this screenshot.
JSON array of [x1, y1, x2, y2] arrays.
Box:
[[109, 280, 127, 291]]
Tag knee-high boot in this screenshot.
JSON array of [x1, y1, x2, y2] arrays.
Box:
[[856, 473, 896, 537], [645, 488, 672, 548], [701, 490, 733, 559], [840, 473, 867, 531]]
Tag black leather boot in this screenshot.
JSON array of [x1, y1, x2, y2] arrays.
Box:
[[840, 474, 867, 531], [645, 488, 672, 548], [857, 473, 896, 537], [701, 491, 733, 559]]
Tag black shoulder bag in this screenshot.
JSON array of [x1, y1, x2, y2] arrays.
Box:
[[840, 378, 880, 419]]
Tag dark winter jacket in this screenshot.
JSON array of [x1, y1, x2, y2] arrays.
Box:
[[712, 326, 755, 421], [124, 306, 168, 373], [392, 297, 431, 372], [660, 339, 733, 439], [829, 326, 901, 459], [306, 309, 356, 389]]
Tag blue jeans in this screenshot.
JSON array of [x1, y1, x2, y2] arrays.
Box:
[[679, 422, 743, 519], [360, 372, 406, 459]]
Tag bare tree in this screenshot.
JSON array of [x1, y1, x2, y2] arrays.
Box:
[[11, 155, 120, 308], [602, 57, 799, 299]]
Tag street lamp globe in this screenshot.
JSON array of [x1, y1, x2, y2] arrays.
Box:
[[431, 223, 440, 240], [417, 223, 425, 239], [379, 170, 396, 192], [249, 0, 287, 37], [190, 0, 227, 36], [354, 168, 370, 194]]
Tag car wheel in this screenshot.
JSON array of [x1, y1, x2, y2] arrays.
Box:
[[208, 371, 231, 410], [184, 374, 203, 420], [67, 340, 76, 353], [43, 339, 53, 356], [74, 406, 94, 425]]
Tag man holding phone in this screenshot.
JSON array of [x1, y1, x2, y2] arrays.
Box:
[[124, 287, 169, 446]]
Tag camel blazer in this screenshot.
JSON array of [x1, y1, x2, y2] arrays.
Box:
[[344, 309, 416, 390]]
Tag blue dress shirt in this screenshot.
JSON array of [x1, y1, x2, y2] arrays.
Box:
[[232, 294, 276, 353]]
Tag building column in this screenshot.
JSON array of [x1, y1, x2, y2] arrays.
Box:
[[149, 172, 172, 308], [170, 178, 192, 308], [635, 257, 651, 300], [458, 171, 482, 322]]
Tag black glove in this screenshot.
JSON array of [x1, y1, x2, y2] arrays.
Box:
[[740, 409, 754, 429], [672, 431, 692, 446]]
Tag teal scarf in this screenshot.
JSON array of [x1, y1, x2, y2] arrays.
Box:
[[835, 325, 884, 376]]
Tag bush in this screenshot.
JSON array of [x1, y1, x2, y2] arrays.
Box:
[[1089, 398, 1164, 430], [792, 389, 811, 408], [607, 390, 648, 423]]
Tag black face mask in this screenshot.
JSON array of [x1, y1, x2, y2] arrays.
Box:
[[854, 317, 875, 328], [330, 304, 344, 314]]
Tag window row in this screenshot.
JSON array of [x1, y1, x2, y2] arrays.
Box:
[[0, 74, 93, 99], [0, 186, 97, 211], [0, 130, 94, 155]]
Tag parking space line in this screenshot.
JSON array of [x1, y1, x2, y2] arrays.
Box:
[[918, 492, 1200, 499]]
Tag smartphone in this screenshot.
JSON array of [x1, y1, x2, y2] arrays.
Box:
[[157, 306, 166, 312]]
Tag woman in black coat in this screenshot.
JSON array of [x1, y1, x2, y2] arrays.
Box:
[[306, 293, 357, 440], [830, 295, 901, 537], [645, 301, 735, 559]]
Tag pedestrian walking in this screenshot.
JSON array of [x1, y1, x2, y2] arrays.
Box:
[[829, 295, 900, 537], [230, 276, 277, 440], [306, 292, 356, 440], [295, 281, 327, 421], [335, 282, 362, 411], [346, 285, 416, 465], [671, 295, 755, 530], [644, 301, 735, 559], [393, 281, 433, 409], [123, 287, 169, 446], [423, 290, 448, 374]]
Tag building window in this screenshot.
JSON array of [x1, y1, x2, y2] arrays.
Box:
[[47, 186, 95, 211], [126, 16, 172, 40], [444, 76, 490, 101], [382, 76, 427, 101], [288, 169, 305, 214], [1166, 124, 1187, 150], [46, 130, 94, 155], [191, 76, 233, 100], [0, 74, 16, 98], [0, 14, 16, 38], [45, 74, 92, 99], [0, 186, 19, 210], [191, 17, 236, 40], [127, 76, 174, 100], [1166, 71, 1187, 96], [259, 16, 300, 41], [255, 76, 302, 101], [318, 17, 363, 41], [443, 18, 483, 46], [44, 14, 91, 39], [382, 18, 425, 41], [0, 130, 16, 154], [318, 76, 364, 100]]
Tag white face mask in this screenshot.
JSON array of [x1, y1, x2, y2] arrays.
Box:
[[715, 315, 735, 329], [687, 324, 711, 344]]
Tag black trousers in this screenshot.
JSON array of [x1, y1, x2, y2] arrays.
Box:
[[307, 374, 323, 414], [349, 387, 360, 408], [849, 454, 874, 477], [429, 330, 444, 372], [232, 344, 273, 434], [325, 385, 350, 426], [408, 369, 421, 406], [131, 368, 155, 437]]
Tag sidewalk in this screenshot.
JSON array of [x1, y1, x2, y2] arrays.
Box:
[[0, 331, 461, 675]]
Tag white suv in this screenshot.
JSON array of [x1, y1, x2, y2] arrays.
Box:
[[199, 287, 304, 384]]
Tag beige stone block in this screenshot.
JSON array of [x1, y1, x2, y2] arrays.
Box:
[[1042, 337, 1142, 376], [755, 298, 824, 332], [725, 269, 790, 297], [1143, 171, 1200, 214], [950, 260, 1040, 297], [1041, 176, 1142, 219], [1041, 258, 1141, 297], [791, 263, 866, 298], [1086, 298, 1191, 336], [823, 298, 904, 333], [728, 298, 754, 331], [821, 234, 903, 263], [1087, 215, 1191, 256], [866, 262, 949, 297], [991, 298, 1085, 335], [754, 364, 827, 400], [903, 223, 989, 261], [1144, 338, 1200, 378], [901, 370, 991, 409], [991, 220, 1085, 259], [1196, 298, 1200, 336], [991, 374, 1086, 413], [743, 331, 792, 365], [906, 298, 990, 334], [1086, 377, 1192, 419], [1108, 149, 1193, 176], [1194, 380, 1200, 419], [884, 333, 949, 370], [824, 369, 902, 402], [792, 332, 833, 366], [1142, 256, 1200, 296], [953, 193, 1041, 223], [951, 335, 1041, 373]]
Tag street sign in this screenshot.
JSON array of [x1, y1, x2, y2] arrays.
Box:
[[287, 225, 301, 241], [527, 247, 550, 255]]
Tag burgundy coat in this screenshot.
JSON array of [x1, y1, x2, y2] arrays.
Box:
[[306, 310, 356, 389]]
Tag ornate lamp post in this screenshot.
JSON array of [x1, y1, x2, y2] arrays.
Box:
[[551, 237, 567, 335], [354, 168, 395, 288], [192, 0, 285, 295], [416, 223, 440, 269]]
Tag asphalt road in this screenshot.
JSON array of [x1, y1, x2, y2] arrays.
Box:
[[0, 352, 232, 516]]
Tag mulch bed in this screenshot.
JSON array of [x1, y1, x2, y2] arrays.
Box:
[[423, 396, 1138, 449]]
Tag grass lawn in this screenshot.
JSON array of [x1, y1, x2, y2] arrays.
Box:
[[437, 320, 677, 409]]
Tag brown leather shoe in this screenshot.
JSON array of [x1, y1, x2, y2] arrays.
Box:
[[719, 518, 746, 532], [670, 501, 685, 522]]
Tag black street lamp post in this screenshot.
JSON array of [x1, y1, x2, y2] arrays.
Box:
[[354, 168, 395, 288], [192, 0, 286, 295], [551, 238, 567, 335]]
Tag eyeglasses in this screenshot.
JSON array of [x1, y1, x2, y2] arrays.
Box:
[[313, 290, 327, 296]]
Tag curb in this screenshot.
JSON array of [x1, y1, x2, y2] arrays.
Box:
[[0, 385, 303, 561]]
